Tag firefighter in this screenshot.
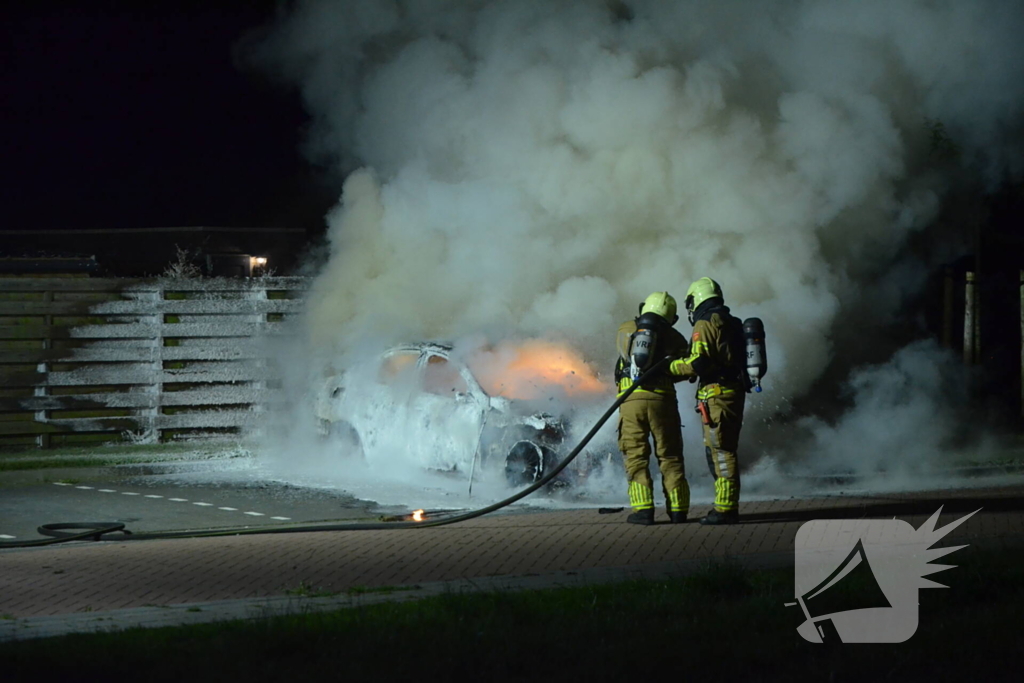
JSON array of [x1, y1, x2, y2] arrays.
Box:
[[669, 277, 746, 525], [615, 292, 691, 525]]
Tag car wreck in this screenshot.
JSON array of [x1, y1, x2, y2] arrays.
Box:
[[315, 341, 610, 488]]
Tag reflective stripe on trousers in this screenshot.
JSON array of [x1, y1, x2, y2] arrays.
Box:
[[629, 481, 654, 511]]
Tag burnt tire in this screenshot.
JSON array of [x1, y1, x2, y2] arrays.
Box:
[[504, 440, 549, 487]]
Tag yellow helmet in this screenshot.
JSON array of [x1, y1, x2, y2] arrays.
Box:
[[640, 291, 678, 322], [684, 277, 723, 313]]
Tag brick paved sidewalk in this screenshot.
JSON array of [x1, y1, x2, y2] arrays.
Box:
[[2, 483, 1022, 641]]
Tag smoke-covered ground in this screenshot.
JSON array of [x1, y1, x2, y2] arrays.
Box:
[[241, 0, 1023, 508]]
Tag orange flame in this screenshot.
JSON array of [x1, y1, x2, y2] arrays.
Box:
[[468, 340, 606, 401], [411, 509, 425, 522]]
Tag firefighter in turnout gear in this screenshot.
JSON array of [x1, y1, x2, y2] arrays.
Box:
[[615, 292, 691, 525], [670, 277, 746, 525]]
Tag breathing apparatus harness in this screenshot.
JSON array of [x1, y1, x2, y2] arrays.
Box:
[[614, 304, 676, 392], [686, 299, 768, 394], [685, 298, 769, 429], [0, 357, 674, 549]]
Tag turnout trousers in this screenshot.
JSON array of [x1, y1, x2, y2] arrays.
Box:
[[700, 390, 745, 513], [617, 394, 690, 515]]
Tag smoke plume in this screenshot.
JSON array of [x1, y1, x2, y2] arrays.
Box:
[[247, 0, 1024, 479]]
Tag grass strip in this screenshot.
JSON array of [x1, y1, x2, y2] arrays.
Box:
[[3, 545, 1022, 681]]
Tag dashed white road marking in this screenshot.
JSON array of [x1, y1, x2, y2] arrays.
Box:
[[0, 534, 15, 539], [52, 484, 292, 522]]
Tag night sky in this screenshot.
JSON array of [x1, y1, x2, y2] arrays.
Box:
[[1, 2, 336, 235]]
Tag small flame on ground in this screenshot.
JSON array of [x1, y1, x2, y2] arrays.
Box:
[[469, 340, 605, 400], [411, 509, 425, 522]]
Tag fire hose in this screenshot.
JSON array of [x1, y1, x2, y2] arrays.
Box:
[[0, 357, 673, 548]]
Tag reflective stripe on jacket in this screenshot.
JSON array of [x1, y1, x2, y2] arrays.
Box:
[[669, 312, 744, 398]]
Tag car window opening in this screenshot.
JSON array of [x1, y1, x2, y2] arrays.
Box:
[[423, 355, 469, 395], [379, 352, 419, 385]]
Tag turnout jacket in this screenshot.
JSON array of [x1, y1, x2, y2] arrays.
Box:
[[615, 319, 690, 398], [669, 302, 746, 399]]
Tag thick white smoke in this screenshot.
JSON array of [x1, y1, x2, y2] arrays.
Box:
[[248, 0, 1024, 482]]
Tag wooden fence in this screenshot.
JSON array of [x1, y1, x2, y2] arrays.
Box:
[[0, 276, 309, 448]]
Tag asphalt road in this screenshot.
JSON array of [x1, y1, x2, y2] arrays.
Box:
[[5, 448, 1023, 544], [0, 462, 386, 542]]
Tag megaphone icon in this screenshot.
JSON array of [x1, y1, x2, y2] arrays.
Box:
[[792, 539, 892, 643]]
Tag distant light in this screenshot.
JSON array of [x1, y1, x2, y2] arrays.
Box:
[[254, 257, 268, 265]]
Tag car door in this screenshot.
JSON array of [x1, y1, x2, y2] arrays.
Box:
[[347, 349, 422, 464], [408, 352, 487, 474]]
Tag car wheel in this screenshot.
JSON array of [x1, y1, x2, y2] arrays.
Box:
[[321, 420, 365, 462], [504, 440, 551, 487]]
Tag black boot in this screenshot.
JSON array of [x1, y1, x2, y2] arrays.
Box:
[[627, 509, 655, 525], [699, 508, 738, 525], [668, 510, 688, 524]]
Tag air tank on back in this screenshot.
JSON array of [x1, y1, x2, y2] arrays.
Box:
[[742, 318, 767, 392], [629, 313, 662, 381]]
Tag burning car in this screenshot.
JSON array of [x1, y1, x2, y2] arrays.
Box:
[[315, 340, 610, 487]]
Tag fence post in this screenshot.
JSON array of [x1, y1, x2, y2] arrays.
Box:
[[34, 289, 53, 448], [142, 285, 163, 443], [973, 272, 982, 364], [964, 272, 975, 366], [245, 279, 269, 432]]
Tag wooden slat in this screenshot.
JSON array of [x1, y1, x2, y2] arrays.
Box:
[[50, 368, 278, 386], [0, 325, 55, 340], [0, 394, 153, 411], [62, 368, 276, 385], [0, 322, 292, 340], [0, 302, 112, 315], [1, 348, 156, 364], [0, 418, 138, 436], [161, 387, 266, 406], [0, 387, 266, 412], [1, 367, 279, 387], [68, 335, 263, 348], [0, 410, 259, 435], [154, 411, 259, 429], [0, 277, 310, 292], [0, 342, 268, 364], [0, 369, 46, 386], [94, 322, 292, 338], [148, 277, 310, 292], [0, 278, 147, 292], [161, 345, 268, 361], [0, 299, 304, 316]]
